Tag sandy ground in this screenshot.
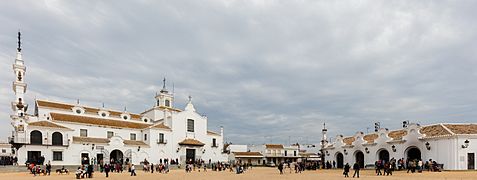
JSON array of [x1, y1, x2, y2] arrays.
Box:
[[0, 167, 476, 180]]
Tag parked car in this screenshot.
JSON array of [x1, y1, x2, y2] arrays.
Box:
[[266, 162, 276, 167]]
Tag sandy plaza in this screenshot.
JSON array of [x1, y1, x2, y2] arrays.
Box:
[[1, 168, 477, 180]]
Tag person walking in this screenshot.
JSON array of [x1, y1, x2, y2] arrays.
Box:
[[46, 161, 51, 176], [375, 160, 382, 175], [343, 163, 350, 178], [130, 164, 137, 176], [352, 162, 360, 178], [278, 162, 284, 174], [104, 164, 110, 178]]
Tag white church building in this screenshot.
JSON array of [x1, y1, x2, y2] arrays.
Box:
[[321, 123, 477, 170], [8, 32, 227, 166]]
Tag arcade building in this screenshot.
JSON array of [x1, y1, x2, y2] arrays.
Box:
[[321, 123, 477, 170]]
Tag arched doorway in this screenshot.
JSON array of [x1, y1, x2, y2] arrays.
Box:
[[378, 149, 390, 162], [336, 153, 344, 168], [30, 130, 43, 145], [406, 147, 421, 161], [110, 150, 124, 164], [355, 151, 365, 168]]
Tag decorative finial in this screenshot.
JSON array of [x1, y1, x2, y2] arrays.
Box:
[[188, 95, 192, 102], [102, 102, 105, 108], [124, 106, 127, 112], [17, 31, 22, 52], [162, 77, 166, 89], [77, 99, 80, 104]]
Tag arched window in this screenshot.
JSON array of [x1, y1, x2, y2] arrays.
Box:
[[165, 100, 170, 107], [30, 130, 43, 145], [52, 132, 63, 146]]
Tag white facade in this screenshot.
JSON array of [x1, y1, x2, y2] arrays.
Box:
[[322, 123, 477, 170], [0, 143, 13, 157], [227, 145, 248, 153], [8, 34, 227, 166]]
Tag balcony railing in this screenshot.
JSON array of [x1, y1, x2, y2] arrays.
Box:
[[11, 137, 69, 146], [156, 139, 167, 144]]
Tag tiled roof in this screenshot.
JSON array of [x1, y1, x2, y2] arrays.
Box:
[[37, 100, 142, 120], [123, 140, 149, 146], [443, 124, 477, 134], [150, 123, 171, 130], [178, 139, 205, 146], [265, 144, 284, 149], [420, 124, 452, 137], [233, 152, 263, 157], [73, 136, 110, 144], [158, 106, 182, 112], [37, 100, 74, 110], [388, 130, 407, 140], [51, 113, 150, 129], [363, 134, 378, 144], [207, 130, 220, 136], [28, 121, 72, 130], [343, 137, 355, 145]]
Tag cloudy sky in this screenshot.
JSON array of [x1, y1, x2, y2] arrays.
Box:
[[1, 1, 477, 145]]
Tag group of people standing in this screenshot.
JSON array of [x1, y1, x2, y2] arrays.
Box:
[[0, 156, 17, 165]]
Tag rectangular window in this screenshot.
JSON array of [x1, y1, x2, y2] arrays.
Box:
[[107, 131, 114, 138], [285, 150, 287, 156], [187, 119, 194, 132], [1, 149, 6, 153], [130, 133, 136, 141], [53, 151, 63, 161], [80, 129, 87, 137], [212, 138, 217, 147], [294, 151, 297, 156], [159, 133, 164, 143], [144, 134, 148, 141]]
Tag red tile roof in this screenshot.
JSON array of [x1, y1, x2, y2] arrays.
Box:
[[72, 136, 110, 144], [28, 121, 72, 130], [265, 144, 284, 149], [233, 152, 263, 157], [51, 113, 150, 129], [178, 139, 205, 146], [343, 137, 355, 145], [443, 124, 477, 134], [37, 100, 142, 120]]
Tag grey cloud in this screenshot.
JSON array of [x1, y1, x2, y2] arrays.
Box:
[[1, 1, 477, 145]]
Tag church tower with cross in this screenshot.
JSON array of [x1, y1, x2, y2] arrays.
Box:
[[12, 31, 28, 117], [10, 31, 29, 151], [155, 78, 174, 108]]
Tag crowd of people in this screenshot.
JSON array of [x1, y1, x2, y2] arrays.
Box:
[[0, 156, 17, 166], [339, 158, 443, 178], [6, 154, 447, 179]]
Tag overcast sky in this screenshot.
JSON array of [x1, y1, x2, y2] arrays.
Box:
[[1, 1, 477, 145]]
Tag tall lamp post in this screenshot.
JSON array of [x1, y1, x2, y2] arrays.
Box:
[[320, 122, 327, 169]]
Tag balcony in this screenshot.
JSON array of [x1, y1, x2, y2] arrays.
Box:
[[11, 137, 69, 146], [156, 139, 167, 144]]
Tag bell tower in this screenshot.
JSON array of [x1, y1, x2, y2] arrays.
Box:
[[11, 31, 28, 117], [155, 78, 174, 108], [10, 31, 29, 148]]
